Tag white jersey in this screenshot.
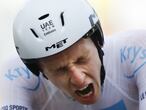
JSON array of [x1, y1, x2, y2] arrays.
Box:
[[0, 30, 146, 110]]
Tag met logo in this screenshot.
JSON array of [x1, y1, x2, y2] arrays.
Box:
[[45, 38, 68, 51]]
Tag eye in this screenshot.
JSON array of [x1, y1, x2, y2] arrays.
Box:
[[75, 57, 88, 64], [55, 66, 68, 75]]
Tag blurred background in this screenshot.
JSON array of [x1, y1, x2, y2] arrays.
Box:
[[0, 0, 146, 65]]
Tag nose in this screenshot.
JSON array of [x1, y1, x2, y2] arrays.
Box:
[[69, 66, 86, 86]]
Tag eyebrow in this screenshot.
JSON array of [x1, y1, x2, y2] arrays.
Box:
[[56, 66, 68, 72], [49, 44, 90, 71], [53, 60, 69, 71], [80, 50, 90, 59]]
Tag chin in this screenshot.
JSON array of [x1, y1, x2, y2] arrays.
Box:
[[79, 98, 98, 105]]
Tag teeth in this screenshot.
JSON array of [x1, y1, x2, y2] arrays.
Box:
[[80, 91, 93, 97], [75, 83, 93, 97], [78, 85, 88, 91]]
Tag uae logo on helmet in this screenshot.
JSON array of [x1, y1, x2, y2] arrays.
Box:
[[39, 13, 56, 36]]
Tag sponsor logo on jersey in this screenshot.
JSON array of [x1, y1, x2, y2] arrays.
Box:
[[1, 105, 28, 110], [5, 66, 40, 91], [120, 46, 146, 78]]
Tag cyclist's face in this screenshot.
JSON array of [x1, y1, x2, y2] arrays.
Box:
[[39, 38, 101, 104]]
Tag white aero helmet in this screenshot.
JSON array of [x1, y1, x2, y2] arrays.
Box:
[[13, 0, 105, 84]]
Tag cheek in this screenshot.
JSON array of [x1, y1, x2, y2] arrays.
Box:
[[88, 57, 101, 81]]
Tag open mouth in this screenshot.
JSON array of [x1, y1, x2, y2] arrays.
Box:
[[75, 83, 94, 97]]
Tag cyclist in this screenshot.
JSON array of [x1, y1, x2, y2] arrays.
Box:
[[0, 0, 146, 109]]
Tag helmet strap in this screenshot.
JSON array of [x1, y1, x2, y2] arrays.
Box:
[[89, 33, 105, 86]]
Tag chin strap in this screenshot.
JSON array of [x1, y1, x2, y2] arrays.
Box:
[[96, 45, 105, 86], [89, 33, 105, 86], [83, 21, 105, 86]]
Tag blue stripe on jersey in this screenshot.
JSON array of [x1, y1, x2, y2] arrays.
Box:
[[102, 100, 127, 110]]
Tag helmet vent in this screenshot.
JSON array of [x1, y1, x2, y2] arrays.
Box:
[[16, 46, 20, 55], [60, 12, 65, 26], [30, 28, 39, 38], [38, 13, 49, 20]]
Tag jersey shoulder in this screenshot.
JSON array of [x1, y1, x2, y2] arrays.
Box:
[[0, 52, 41, 94]]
